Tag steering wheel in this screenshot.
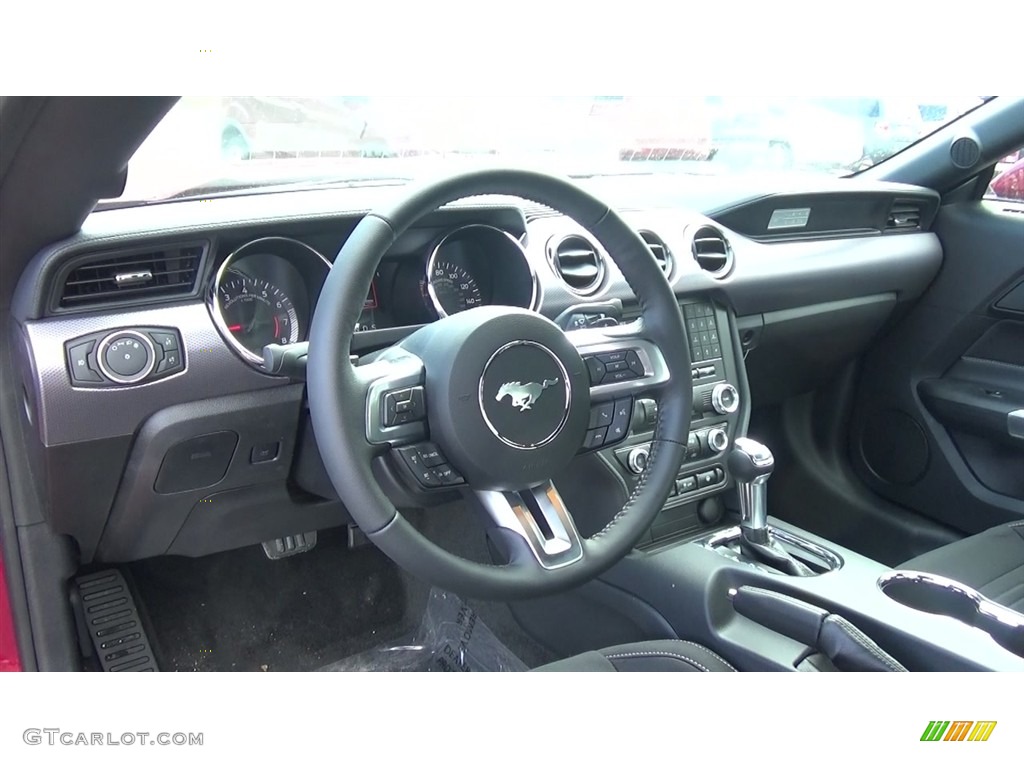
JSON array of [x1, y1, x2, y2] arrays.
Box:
[[307, 169, 692, 600]]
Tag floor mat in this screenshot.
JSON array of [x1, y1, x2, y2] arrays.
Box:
[[127, 528, 408, 671], [320, 588, 528, 672]]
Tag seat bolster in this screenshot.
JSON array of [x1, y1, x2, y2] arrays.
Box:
[[900, 522, 1024, 613], [536, 639, 736, 672]]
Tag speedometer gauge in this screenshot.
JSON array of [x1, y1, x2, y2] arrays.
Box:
[[218, 271, 300, 356], [426, 260, 483, 317]]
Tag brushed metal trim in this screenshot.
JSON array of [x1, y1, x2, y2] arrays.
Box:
[[22, 302, 285, 446]]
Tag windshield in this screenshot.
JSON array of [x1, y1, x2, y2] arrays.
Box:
[[111, 96, 988, 205]]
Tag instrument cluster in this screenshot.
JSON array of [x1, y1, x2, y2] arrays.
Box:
[[209, 224, 538, 367]]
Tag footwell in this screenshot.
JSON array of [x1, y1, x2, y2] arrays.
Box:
[[320, 588, 527, 672]]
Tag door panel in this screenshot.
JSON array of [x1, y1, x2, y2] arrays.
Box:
[[849, 201, 1024, 536]]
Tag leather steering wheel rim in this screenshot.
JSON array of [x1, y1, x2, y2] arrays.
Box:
[[307, 168, 692, 600]]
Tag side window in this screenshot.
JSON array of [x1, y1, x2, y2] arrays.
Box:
[[987, 146, 1024, 202]]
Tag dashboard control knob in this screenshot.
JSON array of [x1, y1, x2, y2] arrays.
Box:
[[707, 428, 729, 454], [96, 330, 156, 384], [626, 445, 651, 475], [711, 383, 740, 415]]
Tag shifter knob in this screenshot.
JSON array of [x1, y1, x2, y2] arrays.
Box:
[[729, 438, 774, 536], [728, 437, 774, 483]]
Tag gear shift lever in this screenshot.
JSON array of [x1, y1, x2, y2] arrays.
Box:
[[727, 438, 814, 577], [728, 437, 774, 541]]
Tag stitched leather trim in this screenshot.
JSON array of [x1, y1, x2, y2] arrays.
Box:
[[828, 615, 906, 672], [961, 356, 1024, 372], [604, 650, 713, 672], [664, 640, 737, 671]]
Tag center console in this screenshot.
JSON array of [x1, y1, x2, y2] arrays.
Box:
[[519, 293, 1024, 671], [593, 298, 748, 545]]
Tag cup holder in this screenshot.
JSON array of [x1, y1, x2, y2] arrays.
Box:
[[878, 570, 1024, 659]]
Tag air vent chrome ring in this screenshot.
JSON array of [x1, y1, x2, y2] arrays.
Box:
[[690, 225, 734, 279], [546, 233, 606, 296], [638, 229, 673, 280]]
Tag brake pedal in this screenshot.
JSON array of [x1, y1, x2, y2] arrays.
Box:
[[74, 570, 158, 672], [262, 531, 317, 560]]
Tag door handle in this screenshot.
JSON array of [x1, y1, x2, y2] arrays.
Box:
[[1010, 409, 1024, 440], [919, 379, 1024, 445]]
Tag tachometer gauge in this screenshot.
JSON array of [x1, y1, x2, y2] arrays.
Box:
[[426, 260, 483, 317], [217, 271, 300, 357]]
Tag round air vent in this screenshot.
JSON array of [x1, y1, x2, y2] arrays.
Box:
[[638, 230, 673, 278], [950, 135, 981, 169], [547, 234, 605, 295], [690, 225, 733, 278]]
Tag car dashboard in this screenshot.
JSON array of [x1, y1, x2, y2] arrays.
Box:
[[9, 179, 943, 564]]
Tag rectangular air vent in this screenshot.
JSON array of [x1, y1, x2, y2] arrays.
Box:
[[58, 243, 206, 309], [885, 200, 923, 232]]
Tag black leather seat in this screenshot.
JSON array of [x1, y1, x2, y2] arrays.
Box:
[[900, 521, 1024, 612], [535, 640, 736, 672]]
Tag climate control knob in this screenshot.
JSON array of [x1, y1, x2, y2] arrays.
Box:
[[711, 383, 740, 415], [707, 428, 729, 454], [626, 445, 650, 475]]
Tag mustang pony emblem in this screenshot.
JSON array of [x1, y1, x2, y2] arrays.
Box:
[[495, 379, 559, 412]]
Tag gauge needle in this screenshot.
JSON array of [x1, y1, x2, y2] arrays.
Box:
[[227, 324, 243, 332]]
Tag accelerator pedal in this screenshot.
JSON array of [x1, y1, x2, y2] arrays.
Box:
[[262, 531, 317, 560]]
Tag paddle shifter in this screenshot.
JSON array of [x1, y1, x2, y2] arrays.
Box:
[[728, 438, 814, 577]]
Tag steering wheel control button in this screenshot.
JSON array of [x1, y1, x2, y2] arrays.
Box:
[[66, 340, 103, 384], [417, 444, 445, 467], [606, 398, 634, 444], [433, 464, 465, 485], [583, 427, 608, 450], [590, 348, 644, 384], [396, 443, 465, 488], [586, 398, 635, 453], [383, 386, 426, 427], [588, 401, 616, 429], [480, 340, 571, 450], [417, 467, 443, 487], [625, 350, 646, 377], [97, 330, 156, 384]]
